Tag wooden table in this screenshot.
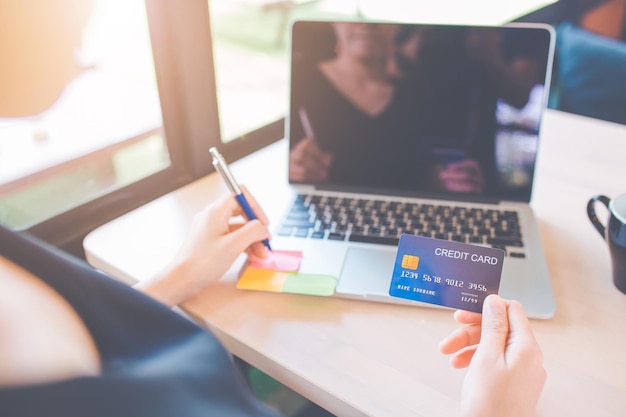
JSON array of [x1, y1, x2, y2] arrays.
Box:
[[84, 109, 626, 417]]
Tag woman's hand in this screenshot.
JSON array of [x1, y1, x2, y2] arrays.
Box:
[[136, 188, 271, 306], [439, 295, 546, 417], [289, 136, 333, 183], [437, 158, 485, 194]]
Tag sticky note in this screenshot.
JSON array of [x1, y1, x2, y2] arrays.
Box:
[[283, 273, 337, 296], [237, 268, 336, 296], [237, 250, 336, 296], [237, 268, 288, 292], [248, 250, 302, 272]]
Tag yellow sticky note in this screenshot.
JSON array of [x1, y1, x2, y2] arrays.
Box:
[[401, 255, 419, 270], [237, 268, 288, 292]]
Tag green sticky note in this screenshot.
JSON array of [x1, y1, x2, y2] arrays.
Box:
[[283, 273, 337, 296]]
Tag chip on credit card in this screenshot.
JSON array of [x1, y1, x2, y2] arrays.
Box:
[[389, 234, 504, 313]]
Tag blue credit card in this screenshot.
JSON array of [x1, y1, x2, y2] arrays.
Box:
[[389, 234, 504, 313]]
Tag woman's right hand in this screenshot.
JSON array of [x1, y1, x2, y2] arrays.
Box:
[[289, 137, 333, 183], [439, 295, 546, 417], [136, 189, 271, 307]]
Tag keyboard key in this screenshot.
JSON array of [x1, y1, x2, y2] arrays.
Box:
[[451, 234, 466, 242], [295, 228, 309, 238], [328, 232, 346, 241], [498, 231, 516, 239], [278, 226, 293, 237], [460, 226, 474, 234], [287, 211, 311, 220], [348, 234, 399, 246], [282, 219, 316, 228], [487, 237, 524, 247]]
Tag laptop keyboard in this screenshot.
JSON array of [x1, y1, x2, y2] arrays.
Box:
[[277, 194, 526, 257]]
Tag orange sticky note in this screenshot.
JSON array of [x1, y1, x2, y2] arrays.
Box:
[[237, 268, 288, 292], [248, 250, 302, 272]]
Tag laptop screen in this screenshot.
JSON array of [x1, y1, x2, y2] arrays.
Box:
[[288, 21, 554, 202]]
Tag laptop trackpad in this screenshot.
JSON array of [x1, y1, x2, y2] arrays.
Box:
[[335, 247, 396, 296]]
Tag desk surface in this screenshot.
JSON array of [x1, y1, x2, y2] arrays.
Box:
[[84, 109, 626, 417]]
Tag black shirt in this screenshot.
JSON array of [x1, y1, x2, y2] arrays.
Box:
[[0, 226, 281, 417], [290, 64, 427, 190]]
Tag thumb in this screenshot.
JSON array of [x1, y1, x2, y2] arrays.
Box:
[[477, 294, 509, 359]]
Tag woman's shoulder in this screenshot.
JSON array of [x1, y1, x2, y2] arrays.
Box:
[[0, 226, 282, 417]]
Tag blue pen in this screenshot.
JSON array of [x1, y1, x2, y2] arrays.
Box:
[[209, 147, 272, 251]]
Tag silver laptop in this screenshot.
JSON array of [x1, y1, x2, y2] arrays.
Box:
[[273, 20, 556, 319]]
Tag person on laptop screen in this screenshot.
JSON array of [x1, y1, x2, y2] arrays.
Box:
[[289, 22, 548, 198]]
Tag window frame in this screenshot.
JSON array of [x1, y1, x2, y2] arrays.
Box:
[[23, 0, 283, 254]]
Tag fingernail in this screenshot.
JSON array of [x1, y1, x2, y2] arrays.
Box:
[[484, 295, 504, 315]]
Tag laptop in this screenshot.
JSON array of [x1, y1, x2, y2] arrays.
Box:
[[272, 20, 556, 319]]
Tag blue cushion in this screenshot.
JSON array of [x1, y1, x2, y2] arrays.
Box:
[[556, 21, 626, 125]]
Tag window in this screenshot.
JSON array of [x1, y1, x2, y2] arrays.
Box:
[[0, 0, 228, 253], [1, 0, 167, 231]]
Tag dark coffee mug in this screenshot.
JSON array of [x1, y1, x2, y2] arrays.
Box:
[[587, 193, 626, 294]]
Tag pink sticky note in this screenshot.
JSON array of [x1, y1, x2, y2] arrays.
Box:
[[248, 250, 302, 272]]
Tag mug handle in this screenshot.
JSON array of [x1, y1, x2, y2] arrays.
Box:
[[586, 195, 611, 239]]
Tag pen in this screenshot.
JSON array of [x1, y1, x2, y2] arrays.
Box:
[[209, 147, 272, 251], [299, 107, 315, 138]]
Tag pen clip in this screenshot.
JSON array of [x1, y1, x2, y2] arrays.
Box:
[[209, 147, 242, 195]]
